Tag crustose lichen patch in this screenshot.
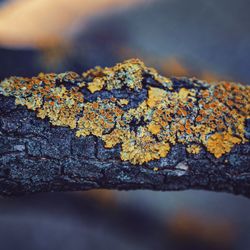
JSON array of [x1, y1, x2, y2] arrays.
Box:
[[0, 59, 249, 165]]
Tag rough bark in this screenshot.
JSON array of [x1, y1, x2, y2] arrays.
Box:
[[0, 93, 249, 197]]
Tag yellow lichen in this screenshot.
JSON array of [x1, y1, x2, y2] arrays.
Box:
[[120, 129, 170, 164], [206, 131, 241, 158], [147, 66, 173, 89], [147, 87, 167, 108], [186, 144, 201, 154], [118, 99, 129, 106], [148, 122, 161, 135], [179, 88, 194, 100], [83, 58, 145, 91], [0, 59, 249, 165], [87, 78, 104, 93]]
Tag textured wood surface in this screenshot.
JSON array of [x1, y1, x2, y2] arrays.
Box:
[[0, 60, 249, 197]]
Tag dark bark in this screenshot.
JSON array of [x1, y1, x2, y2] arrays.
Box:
[[0, 94, 249, 197]]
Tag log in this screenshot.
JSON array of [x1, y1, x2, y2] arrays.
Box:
[[0, 59, 249, 197]]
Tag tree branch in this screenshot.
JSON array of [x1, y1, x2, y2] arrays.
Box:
[[0, 59, 249, 197]]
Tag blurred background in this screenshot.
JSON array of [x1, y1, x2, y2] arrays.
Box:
[[0, 0, 250, 249]]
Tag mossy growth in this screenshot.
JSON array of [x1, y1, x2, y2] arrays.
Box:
[[0, 59, 249, 165]]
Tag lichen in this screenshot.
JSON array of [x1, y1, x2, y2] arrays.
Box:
[[0, 59, 249, 165], [87, 78, 105, 93], [206, 130, 241, 158], [186, 144, 201, 154]]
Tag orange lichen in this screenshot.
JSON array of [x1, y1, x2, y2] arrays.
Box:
[[0, 59, 249, 165]]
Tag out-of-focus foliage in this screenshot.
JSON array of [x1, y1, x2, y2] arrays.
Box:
[[0, 0, 148, 48]]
